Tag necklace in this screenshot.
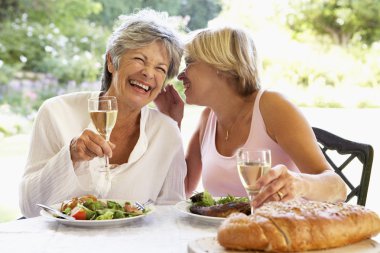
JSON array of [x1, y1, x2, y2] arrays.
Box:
[[225, 121, 239, 141], [221, 105, 252, 142], [225, 130, 230, 141], [224, 121, 238, 141]]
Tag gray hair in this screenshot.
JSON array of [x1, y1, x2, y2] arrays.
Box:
[[101, 9, 183, 91]]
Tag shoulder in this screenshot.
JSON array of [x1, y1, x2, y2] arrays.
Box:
[[259, 90, 308, 136], [41, 91, 91, 109], [259, 90, 301, 118], [146, 107, 180, 132], [37, 92, 91, 122], [200, 107, 211, 125], [194, 107, 211, 132], [146, 108, 184, 148], [197, 107, 212, 141], [260, 90, 293, 108]]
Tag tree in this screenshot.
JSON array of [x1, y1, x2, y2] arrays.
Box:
[[180, 0, 222, 30], [90, 0, 222, 31], [286, 0, 380, 46], [0, 0, 223, 86], [0, 0, 106, 83], [89, 0, 181, 28]]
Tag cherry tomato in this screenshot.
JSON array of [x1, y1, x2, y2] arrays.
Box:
[[71, 207, 87, 220]]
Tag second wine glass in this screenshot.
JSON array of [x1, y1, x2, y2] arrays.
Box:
[[237, 149, 271, 214], [88, 96, 118, 175]]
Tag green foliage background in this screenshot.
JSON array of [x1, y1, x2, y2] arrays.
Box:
[[286, 0, 380, 46], [0, 0, 380, 138]]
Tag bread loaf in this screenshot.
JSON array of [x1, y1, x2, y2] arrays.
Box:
[[217, 200, 380, 252]]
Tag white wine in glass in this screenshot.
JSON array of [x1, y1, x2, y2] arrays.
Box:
[[88, 96, 118, 174], [237, 149, 271, 214]]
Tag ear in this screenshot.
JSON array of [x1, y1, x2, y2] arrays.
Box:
[[107, 53, 115, 73]]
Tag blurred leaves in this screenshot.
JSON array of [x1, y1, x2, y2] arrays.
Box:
[[286, 0, 380, 46], [0, 0, 380, 136], [89, 0, 181, 27], [88, 0, 222, 30], [0, 0, 222, 86], [0, 0, 107, 85], [179, 0, 222, 31], [0, 0, 222, 120]]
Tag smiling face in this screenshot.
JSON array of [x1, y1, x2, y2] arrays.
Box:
[[106, 40, 169, 111], [178, 60, 220, 106]]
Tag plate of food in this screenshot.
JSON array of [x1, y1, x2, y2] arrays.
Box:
[[39, 195, 155, 228], [175, 191, 250, 222]]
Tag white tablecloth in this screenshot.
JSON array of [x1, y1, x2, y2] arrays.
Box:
[[0, 205, 217, 253], [1, 205, 379, 253]]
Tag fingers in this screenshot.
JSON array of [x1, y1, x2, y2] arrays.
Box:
[[153, 84, 184, 126], [255, 165, 284, 189], [88, 132, 114, 157], [70, 129, 115, 163], [154, 90, 166, 103], [252, 165, 289, 207], [154, 87, 171, 110], [167, 84, 184, 104], [163, 85, 176, 102]]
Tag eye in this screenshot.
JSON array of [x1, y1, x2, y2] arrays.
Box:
[[157, 67, 167, 74], [184, 57, 194, 66], [134, 57, 144, 63]]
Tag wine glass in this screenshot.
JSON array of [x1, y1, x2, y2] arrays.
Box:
[[88, 96, 118, 176], [237, 149, 271, 214]]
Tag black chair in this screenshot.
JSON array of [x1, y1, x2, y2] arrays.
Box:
[[312, 127, 374, 206]]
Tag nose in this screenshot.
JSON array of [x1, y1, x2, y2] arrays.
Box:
[[141, 66, 154, 79], [177, 70, 186, 81]]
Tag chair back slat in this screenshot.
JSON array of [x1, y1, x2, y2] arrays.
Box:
[[312, 127, 374, 206]]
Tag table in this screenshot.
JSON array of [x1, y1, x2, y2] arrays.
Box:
[[1, 205, 379, 253], [0, 205, 218, 253]]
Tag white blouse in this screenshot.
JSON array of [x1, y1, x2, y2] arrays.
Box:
[[19, 91, 186, 217]]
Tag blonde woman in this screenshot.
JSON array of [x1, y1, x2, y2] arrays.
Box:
[[156, 26, 347, 207]]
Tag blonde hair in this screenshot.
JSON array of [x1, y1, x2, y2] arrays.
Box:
[[185, 26, 260, 96]]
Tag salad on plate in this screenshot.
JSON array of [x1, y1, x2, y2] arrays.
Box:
[[59, 195, 147, 220]]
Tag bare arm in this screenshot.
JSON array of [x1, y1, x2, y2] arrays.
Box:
[[184, 108, 210, 197], [253, 91, 346, 206]]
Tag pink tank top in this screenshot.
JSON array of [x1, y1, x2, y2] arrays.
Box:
[[200, 89, 299, 197]]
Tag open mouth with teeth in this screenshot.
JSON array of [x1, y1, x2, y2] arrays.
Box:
[[130, 80, 152, 92]]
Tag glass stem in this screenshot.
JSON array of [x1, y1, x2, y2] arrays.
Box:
[[105, 155, 109, 169], [248, 193, 255, 215], [104, 134, 111, 179]]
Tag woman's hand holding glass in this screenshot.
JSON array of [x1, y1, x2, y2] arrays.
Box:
[[69, 96, 118, 169], [250, 164, 304, 208], [69, 129, 116, 164], [88, 96, 118, 174], [237, 149, 271, 214]]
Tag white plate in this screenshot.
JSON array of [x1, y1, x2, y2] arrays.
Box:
[[40, 199, 155, 228], [188, 236, 380, 253], [175, 201, 225, 223]]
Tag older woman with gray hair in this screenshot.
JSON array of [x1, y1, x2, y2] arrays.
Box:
[[20, 9, 186, 217]]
